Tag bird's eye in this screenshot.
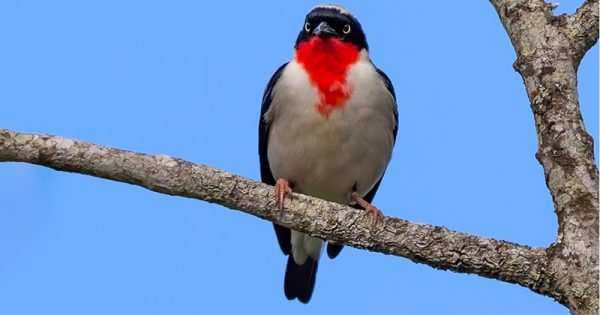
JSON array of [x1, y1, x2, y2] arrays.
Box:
[[304, 22, 311, 32], [343, 24, 351, 34]]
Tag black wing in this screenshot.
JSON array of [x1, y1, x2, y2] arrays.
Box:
[[376, 67, 398, 141], [327, 67, 398, 259], [361, 67, 398, 202], [258, 63, 292, 255]]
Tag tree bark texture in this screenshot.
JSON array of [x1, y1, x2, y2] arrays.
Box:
[[490, 0, 598, 314], [0, 1, 597, 313], [0, 128, 548, 290]]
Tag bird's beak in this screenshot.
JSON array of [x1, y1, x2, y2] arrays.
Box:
[[313, 21, 338, 38]]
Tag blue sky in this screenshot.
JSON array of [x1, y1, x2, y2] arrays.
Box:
[[0, 1, 597, 314]]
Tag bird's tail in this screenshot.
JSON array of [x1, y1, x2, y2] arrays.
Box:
[[284, 255, 318, 303]]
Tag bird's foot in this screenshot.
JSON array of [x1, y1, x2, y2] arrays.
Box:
[[351, 192, 384, 220], [275, 178, 293, 210]]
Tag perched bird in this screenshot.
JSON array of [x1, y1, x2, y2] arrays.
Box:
[[258, 4, 397, 303]]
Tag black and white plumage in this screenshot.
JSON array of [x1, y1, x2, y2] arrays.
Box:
[[258, 4, 397, 303]]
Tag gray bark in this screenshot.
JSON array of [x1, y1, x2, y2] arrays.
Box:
[[490, 0, 598, 314], [0, 128, 548, 288], [0, 0, 597, 313]]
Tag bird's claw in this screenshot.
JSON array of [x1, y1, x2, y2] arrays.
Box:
[[275, 178, 293, 210], [364, 204, 383, 220], [351, 192, 384, 223]]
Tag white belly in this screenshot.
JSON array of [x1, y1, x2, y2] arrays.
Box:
[[266, 58, 396, 205]]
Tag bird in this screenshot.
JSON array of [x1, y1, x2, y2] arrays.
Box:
[[258, 4, 397, 303]]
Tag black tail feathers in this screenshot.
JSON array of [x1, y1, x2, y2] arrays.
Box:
[[326, 243, 344, 259], [284, 255, 318, 304]]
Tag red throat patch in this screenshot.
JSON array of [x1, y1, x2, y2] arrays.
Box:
[[295, 37, 360, 116]]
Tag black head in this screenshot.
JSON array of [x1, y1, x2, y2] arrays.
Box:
[[295, 5, 368, 51]]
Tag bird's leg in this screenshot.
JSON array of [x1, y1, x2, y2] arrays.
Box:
[[275, 178, 293, 210], [351, 192, 383, 219]]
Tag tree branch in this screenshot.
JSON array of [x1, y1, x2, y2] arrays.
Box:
[[567, 0, 599, 61], [490, 0, 598, 313], [0, 128, 550, 297]]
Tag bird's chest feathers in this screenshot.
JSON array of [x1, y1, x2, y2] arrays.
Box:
[[295, 37, 360, 116]]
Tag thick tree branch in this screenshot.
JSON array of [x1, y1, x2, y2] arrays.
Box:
[[0, 128, 549, 297], [490, 0, 598, 313]]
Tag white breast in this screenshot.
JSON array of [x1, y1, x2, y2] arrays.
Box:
[[265, 50, 396, 205]]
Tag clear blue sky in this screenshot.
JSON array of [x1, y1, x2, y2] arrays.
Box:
[[0, 1, 597, 314]]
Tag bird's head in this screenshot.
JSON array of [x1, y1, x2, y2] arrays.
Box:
[[293, 5, 369, 116], [294, 4, 368, 51]]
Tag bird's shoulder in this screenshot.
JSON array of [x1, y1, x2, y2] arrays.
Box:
[[261, 62, 289, 115], [374, 66, 396, 101], [371, 64, 398, 141]]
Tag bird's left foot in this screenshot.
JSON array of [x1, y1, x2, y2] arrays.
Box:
[[351, 192, 384, 220], [275, 178, 293, 210]]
